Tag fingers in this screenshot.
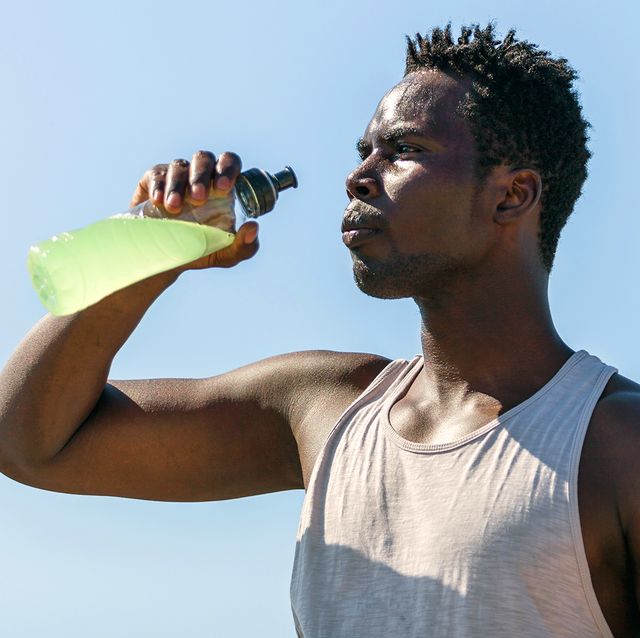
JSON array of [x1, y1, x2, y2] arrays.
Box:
[[164, 158, 191, 214], [214, 152, 242, 193], [187, 150, 216, 206], [130, 163, 167, 208], [134, 151, 242, 215], [149, 164, 169, 205]]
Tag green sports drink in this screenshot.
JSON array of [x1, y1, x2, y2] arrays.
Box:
[[27, 165, 297, 316], [28, 216, 235, 316]]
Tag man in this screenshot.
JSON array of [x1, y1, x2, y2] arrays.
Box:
[[0, 22, 638, 637]]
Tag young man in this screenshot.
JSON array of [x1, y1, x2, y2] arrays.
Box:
[[1, 23, 638, 637]]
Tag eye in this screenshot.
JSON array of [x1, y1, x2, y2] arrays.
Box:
[[394, 143, 420, 156]]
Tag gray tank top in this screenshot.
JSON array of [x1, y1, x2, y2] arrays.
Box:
[[290, 349, 618, 637]]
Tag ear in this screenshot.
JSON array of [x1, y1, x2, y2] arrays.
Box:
[[495, 168, 542, 225]]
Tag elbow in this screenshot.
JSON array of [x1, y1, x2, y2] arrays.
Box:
[[0, 425, 50, 485], [0, 452, 34, 485], [0, 448, 56, 492]]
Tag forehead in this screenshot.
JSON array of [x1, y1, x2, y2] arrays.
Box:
[[365, 70, 472, 142]]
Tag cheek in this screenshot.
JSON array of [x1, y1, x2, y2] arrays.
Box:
[[384, 165, 473, 251], [386, 166, 482, 257], [382, 163, 430, 201], [385, 161, 471, 208]]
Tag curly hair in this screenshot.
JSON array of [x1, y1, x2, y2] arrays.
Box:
[[405, 23, 591, 273]]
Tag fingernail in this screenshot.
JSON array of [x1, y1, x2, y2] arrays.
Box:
[[191, 183, 205, 200], [244, 225, 258, 243], [153, 189, 163, 203], [217, 176, 230, 191], [166, 191, 180, 208]]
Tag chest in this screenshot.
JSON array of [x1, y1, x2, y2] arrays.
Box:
[[382, 374, 632, 586], [296, 364, 637, 635], [294, 402, 615, 637], [320, 423, 577, 572], [385, 397, 630, 604]]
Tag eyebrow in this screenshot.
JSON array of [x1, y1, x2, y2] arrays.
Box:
[[356, 125, 441, 157]]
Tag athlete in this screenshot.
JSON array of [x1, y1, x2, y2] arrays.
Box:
[[1, 23, 638, 637]]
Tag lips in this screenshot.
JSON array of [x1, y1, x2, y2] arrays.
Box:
[[341, 227, 381, 248], [342, 201, 386, 248]]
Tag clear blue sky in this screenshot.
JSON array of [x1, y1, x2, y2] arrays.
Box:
[[1, 0, 638, 636]]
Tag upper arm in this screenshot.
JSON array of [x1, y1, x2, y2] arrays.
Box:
[[594, 391, 640, 606], [10, 350, 388, 502], [12, 353, 310, 502]]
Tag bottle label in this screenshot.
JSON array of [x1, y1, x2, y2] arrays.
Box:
[[132, 191, 237, 233]]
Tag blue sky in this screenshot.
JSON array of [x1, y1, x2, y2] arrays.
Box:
[[0, 0, 638, 636]]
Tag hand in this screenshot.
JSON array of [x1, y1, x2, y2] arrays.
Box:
[[129, 150, 259, 270]]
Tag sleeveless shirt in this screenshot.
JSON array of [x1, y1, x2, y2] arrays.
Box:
[[290, 349, 618, 637]]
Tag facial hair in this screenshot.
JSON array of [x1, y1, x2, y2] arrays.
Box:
[[352, 247, 472, 306]]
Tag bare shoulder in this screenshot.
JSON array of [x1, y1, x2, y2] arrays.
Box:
[[270, 350, 392, 487], [277, 349, 392, 426], [215, 349, 391, 408], [592, 371, 640, 430], [256, 347, 389, 389], [285, 349, 392, 390], [588, 371, 640, 448], [585, 371, 640, 526], [246, 348, 391, 433]]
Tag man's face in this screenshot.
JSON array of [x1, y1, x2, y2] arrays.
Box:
[[343, 69, 494, 301]]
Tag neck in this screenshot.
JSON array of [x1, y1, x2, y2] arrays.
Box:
[[413, 260, 574, 409]]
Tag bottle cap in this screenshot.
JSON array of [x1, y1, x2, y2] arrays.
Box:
[[235, 166, 298, 218]]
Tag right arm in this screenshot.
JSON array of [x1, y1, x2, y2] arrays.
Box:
[[0, 151, 303, 500]]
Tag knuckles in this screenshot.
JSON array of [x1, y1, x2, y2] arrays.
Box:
[[148, 164, 168, 177], [218, 151, 242, 170], [143, 150, 242, 192], [169, 158, 190, 169], [194, 150, 215, 161]]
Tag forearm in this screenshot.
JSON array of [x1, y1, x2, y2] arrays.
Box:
[[0, 270, 179, 472]]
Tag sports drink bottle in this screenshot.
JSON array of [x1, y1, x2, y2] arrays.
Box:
[[27, 166, 297, 316]]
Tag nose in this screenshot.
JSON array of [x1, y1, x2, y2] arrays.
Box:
[[345, 167, 381, 201]]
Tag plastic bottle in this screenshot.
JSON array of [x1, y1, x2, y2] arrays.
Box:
[[27, 166, 297, 316]]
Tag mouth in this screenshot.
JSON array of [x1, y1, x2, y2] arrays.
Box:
[[341, 227, 381, 248], [341, 201, 386, 248]]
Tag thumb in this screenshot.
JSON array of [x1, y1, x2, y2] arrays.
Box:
[[230, 221, 260, 263], [237, 221, 259, 245], [206, 220, 260, 268]]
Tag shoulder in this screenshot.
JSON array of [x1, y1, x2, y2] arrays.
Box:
[[267, 351, 392, 487], [273, 349, 393, 405], [302, 350, 394, 386], [591, 371, 640, 428], [225, 349, 392, 418], [217, 349, 391, 386], [586, 372, 640, 528], [260, 349, 392, 387], [588, 371, 640, 452]]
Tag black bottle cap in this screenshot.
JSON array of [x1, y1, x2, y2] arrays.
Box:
[[235, 165, 298, 218], [272, 166, 298, 192]]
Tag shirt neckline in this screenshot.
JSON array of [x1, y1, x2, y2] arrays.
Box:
[[382, 349, 590, 454]]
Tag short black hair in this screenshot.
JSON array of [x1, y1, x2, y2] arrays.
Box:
[[405, 23, 591, 273]]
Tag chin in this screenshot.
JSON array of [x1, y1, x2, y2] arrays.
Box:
[[351, 251, 469, 301], [352, 261, 412, 299]]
